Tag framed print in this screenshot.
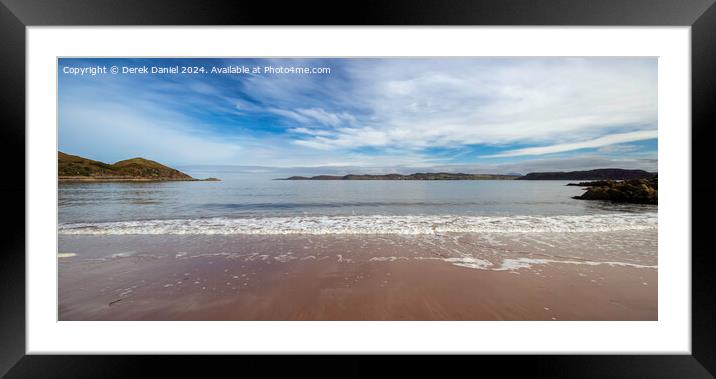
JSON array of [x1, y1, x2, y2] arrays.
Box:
[[2, 0, 715, 376]]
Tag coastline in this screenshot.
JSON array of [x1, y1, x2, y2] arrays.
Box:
[[59, 176, 219, 182]]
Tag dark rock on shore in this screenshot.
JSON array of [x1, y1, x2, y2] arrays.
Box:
[[572, 176, 657, 204], [566, 180, 613, 187]]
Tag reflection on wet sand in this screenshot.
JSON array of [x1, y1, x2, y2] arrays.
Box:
[[59, 231, 656, 320]]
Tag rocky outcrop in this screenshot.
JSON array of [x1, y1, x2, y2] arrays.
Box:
[[572, 177, 657, 204], [566, 180, 613, 187]]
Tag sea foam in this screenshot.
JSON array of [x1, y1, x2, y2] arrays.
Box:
[[58, 213, 657, 235]]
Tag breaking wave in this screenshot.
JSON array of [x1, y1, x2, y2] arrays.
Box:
[[58, 213, 657, 235]]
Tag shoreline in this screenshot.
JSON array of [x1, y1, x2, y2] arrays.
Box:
[[59, 176, 219, 182]]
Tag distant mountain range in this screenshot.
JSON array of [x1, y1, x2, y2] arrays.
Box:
[[279, 173, 521, 180], [278, 168, 657, 181], [58, 152, 655, 183], [515, 168, 656, 180], [58, 152, 219, 182]]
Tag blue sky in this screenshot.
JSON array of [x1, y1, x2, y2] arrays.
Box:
[[58, 58, 657, 174]]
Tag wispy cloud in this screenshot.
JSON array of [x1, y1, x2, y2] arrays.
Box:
[[480, 130, 658, 158], [282, 58, 657, 154], [598, 144, 641, 154]]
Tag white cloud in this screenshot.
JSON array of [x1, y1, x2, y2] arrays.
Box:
[[598, 144, 640, 153], [267, 108, 312, 124], [278, 58, 657, 154], [481, 130, 658, 158], [234, 98, 262, 113], [294, 108, 357, 127], [268, 107, 357, 128]]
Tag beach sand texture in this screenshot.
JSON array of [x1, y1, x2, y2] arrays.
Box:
[[59, 231, 656, 321]]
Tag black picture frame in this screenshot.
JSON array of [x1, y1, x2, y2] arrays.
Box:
[[1, 0, 714, 376]]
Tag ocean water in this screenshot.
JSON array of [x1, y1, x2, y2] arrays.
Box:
[[58, 171, 659, 321], [58, 169, 657, 235]]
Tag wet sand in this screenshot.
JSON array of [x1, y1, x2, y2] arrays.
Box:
[[58, 233, 657, 320]]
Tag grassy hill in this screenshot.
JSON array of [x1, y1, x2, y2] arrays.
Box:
[[58, 152, 202, 182]]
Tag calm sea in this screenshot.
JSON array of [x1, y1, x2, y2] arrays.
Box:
[[58, 169, 657, 235]]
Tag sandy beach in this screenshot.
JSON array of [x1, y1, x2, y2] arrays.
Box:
[[58, 232, 657, 321], [56, 56, 659, 322]]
